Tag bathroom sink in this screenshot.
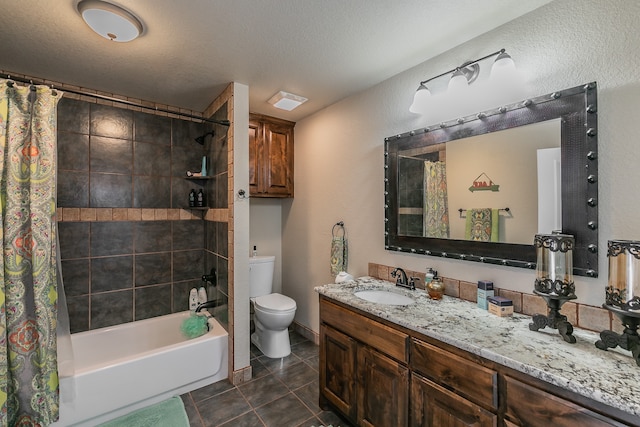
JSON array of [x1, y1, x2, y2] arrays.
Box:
[[354, 290, 415, 306]]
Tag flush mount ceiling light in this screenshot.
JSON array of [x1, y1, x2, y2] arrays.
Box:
[[77, 0, 144, 42], [409, 48, 515, 114], [268, 91, 308, 111]]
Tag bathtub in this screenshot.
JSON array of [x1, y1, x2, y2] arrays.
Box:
[[52, 311, 228, 426]]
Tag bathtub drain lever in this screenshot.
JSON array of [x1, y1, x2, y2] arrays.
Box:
[[202, 268, 216, 285]]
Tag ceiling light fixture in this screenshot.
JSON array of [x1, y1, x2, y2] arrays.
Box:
[[409, 48, 514, 114], [77, 0, 144, 42], [268, 91, 308, 111]]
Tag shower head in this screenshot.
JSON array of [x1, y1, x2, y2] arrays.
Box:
[[195, 130, 215, 145]]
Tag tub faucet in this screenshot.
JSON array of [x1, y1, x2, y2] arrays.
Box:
[[391, 267, 416, 290], [195, 300, 217, 313]]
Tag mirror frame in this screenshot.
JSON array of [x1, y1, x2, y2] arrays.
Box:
[[384, 82, 598, 277]]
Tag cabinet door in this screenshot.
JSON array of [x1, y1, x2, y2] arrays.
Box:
[[411, 373, 496, 427], [263, 121, 293, 197], [504, 376, 626, 427], [248, 118, 261, 195], [320, 324, 357, 420], [357, 345, 409, 427]]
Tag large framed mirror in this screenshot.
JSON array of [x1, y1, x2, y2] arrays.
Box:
[[384, 83, 598, 277]]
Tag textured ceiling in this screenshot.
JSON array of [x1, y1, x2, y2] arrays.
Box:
[[0, 0, 550, 121]]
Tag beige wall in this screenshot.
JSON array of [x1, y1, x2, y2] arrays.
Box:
[[447, 119, 560, 243], [282, 0, 640, 333], [250, 199, 283, 293]]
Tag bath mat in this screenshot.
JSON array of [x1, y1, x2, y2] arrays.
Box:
[[99, 396, 189, 427]]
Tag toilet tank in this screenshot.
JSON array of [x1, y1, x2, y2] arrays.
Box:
[[249, 255, 275, 298]]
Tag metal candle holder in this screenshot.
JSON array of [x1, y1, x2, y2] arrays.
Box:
[[595, 240, 640, 366], [529, 234, 577, 343]]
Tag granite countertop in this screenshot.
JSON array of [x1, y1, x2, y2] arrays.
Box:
[[315, 276, 640, 418]]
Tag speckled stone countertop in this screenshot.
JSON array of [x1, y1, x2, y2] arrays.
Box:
[[315, 277, 640, 418]]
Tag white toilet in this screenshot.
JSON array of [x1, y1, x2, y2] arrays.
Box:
[[250, 255, 297, 358]]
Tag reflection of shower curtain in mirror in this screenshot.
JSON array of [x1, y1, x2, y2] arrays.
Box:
[[424, 161, 450, 238]]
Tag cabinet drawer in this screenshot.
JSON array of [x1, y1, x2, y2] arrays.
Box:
[[504, 376, 626, 427], [411, 338, 497, 410], [320, 299, 408, 363], [411, 373, 497, 427]]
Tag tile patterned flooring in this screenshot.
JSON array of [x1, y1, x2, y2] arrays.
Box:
[[181, 332, 353, 427]]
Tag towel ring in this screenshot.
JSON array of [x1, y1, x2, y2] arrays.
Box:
[[332, 221, 345, 238]]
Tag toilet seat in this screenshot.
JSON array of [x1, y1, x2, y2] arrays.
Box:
[[254, 293, 296, 314]]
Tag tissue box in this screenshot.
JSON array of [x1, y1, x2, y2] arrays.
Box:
[[488, 296, 513, 317], [477, 281, 494, 310]]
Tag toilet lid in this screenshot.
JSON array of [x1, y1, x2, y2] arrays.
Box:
[[254, 293, 296, 312]]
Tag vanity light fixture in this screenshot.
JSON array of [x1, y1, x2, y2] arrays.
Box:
[[77, 0, 144, 42], [596, 240, 640, 366], [529, 233, 578, 344], [268, 91, 308, 111], [409, 48, 514, 114]]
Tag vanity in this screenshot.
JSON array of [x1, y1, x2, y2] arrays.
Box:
[[316, 278, 640, 427]]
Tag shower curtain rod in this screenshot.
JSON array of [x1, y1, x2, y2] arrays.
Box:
[[0, 72, 231, 127]]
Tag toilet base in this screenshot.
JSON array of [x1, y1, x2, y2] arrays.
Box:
[[251, 322, 291, 358]]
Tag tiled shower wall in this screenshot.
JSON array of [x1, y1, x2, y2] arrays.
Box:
[[57, 97, 229, 333]]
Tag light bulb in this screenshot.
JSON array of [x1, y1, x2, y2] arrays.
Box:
[[409, 84, 431, 114]]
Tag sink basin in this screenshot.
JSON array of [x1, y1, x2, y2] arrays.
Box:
[[354, 290, 415, 305]]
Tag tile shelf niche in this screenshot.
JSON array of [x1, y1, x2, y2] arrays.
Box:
[[185, 176, 213, 209]]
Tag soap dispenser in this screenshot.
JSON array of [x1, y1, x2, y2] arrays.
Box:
[[426, 269, 445, 300]]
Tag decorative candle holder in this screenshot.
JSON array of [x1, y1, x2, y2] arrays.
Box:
[[595, 240, 640, 366], [529, 233, 577, 343]]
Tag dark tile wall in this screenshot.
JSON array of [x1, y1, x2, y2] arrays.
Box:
[[57, 98, 228, 332], [58, 99, 209, 210]]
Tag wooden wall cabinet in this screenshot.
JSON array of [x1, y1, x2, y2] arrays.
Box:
[[249, 113, 294, 197], [319, 296, 639, 427]]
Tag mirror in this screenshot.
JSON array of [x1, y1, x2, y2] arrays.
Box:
[[385, 83, 598, 277]]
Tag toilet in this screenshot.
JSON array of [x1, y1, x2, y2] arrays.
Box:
[[250, 255, 297, 358]]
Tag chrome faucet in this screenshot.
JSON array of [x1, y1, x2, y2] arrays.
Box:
[[391, 267, 417, 290], [195, 300, 217, 313]]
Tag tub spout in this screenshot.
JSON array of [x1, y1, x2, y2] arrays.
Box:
[[195, 300, 217, 313]]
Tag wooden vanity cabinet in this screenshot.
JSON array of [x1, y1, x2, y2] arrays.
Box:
[[249, 113, 294, 198], [320, 324, 357, 420], [319, 296, 638, 427], [503, 375, 627, 427], [357, 345, 409, 427], [411, 374, 497, 427], [320, 298, 409, 426], [410, 338, 498, 427]]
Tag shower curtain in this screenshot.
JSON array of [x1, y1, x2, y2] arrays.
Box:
[[0, 79, 63, 426], [424, 161, 450, 238]]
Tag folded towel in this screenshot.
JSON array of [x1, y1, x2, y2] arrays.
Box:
[[465, 208, 499, 242], [330, 236, 348, 277]]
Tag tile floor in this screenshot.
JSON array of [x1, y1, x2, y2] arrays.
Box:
[[180, 331, 353, 427]]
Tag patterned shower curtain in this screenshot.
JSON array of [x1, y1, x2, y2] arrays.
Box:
[[424, 161, 450, 238], [0, 79, 62, 426]]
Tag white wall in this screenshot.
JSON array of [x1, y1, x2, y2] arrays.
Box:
[[232, 83, 251, 370], [282, 0, 640, 333]]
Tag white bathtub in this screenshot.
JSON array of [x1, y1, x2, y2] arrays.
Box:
[[52, 311, 228, 426]]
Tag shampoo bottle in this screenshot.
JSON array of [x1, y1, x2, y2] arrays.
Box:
[[197, 286, 208, 305], [196, 189, 205, 207], [201, 156, 207, 177], [189, 288, 198, 312]]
